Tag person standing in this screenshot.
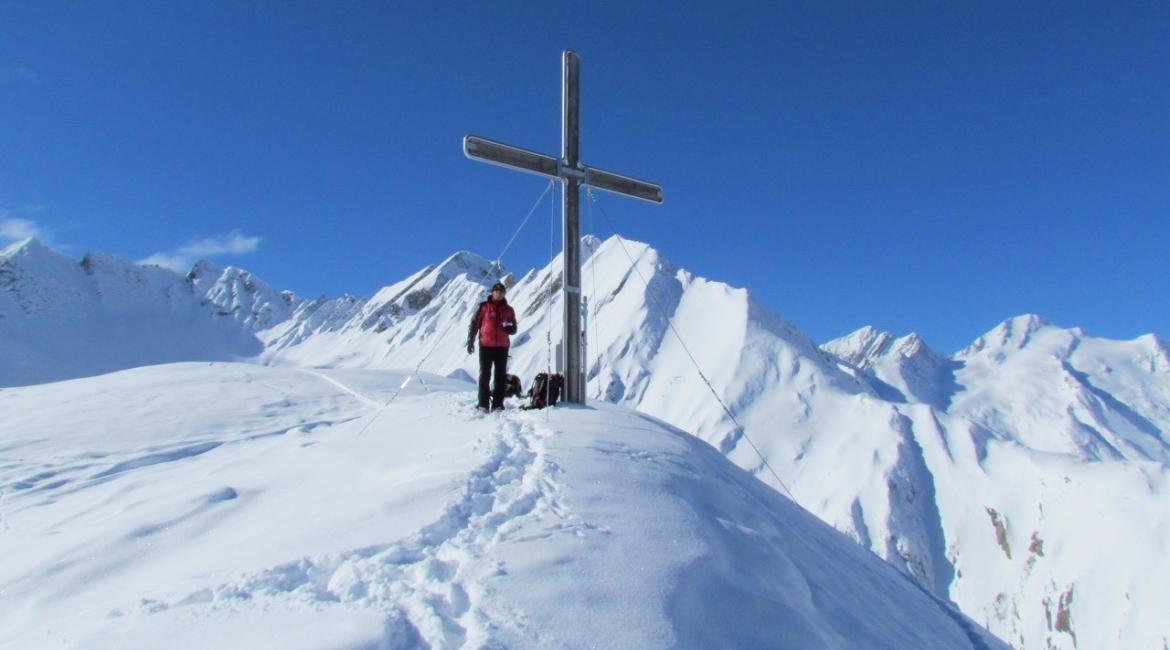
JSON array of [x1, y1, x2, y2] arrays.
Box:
[[466, 282, 518, 412]]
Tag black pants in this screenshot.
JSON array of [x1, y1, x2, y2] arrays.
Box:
[[478, 345, 509, 409]]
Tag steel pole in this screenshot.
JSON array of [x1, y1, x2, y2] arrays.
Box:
[[562, 50, 584, 404]]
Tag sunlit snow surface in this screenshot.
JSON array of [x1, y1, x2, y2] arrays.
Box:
[[0, 363, 1003, 649]]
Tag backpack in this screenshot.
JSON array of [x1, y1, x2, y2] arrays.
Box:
[[523, 372, 564, 410], [504, 374, 523, 398]]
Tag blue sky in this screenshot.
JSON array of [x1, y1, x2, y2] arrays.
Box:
[[2, 2, 1167, 352]]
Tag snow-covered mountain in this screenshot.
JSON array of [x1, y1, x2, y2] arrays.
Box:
[[3, 235, 1168, 648], [823, 319, 1170, 648], [0, 363, 1006, 648], [0, 238, 288, 386], [187, 258, 299, 331]]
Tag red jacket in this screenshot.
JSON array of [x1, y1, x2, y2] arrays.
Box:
[[468, 298, 518, 348]]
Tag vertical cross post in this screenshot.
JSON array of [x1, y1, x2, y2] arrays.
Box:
[[561, 51, 584, 404]]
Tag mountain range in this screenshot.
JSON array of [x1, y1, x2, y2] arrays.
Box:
[[2, 235, 1167, 649]]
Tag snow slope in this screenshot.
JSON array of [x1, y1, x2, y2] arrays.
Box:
[[0, 363, 1004, 649]]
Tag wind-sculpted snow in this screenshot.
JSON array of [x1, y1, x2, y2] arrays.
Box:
[[0, 363, 1006, 648]]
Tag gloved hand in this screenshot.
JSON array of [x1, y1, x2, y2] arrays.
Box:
[[466, 340, 474, 354]]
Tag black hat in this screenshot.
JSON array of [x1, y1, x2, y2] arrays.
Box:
[[491, 282, 506, 293]]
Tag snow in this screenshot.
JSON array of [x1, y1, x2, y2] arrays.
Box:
[[0, 363, 1003, 648], [825, 327, 961, 408], [4, 236, 1170, 648], [188, 260, 297, 331], [0, 239, 260, 387], [824, 318, 1170, 648]]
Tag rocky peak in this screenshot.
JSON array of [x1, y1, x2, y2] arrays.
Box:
[[823, 326, 898, 368]]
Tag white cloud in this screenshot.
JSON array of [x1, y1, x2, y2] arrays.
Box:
[[137, 252, 189, 271], [177, 231, 261, 257], [140, 230, 262, 271], [0, 217, 49, 245]]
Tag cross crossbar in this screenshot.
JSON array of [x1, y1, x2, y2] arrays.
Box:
[[585, 166, 663, 204], [463, 136, 663, 204], [463, 136, 559, 179]]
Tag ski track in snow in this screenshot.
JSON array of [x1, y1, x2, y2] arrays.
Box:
[[297, 368, 384, 409], [121, 390, 588, 649]]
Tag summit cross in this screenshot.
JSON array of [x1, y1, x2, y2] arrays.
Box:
[[463, 50, 663, 405]]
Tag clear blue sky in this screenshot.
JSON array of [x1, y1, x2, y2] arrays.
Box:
[[2, 2, 1167, 352]]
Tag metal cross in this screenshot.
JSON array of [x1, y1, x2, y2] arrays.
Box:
[[463, 50, 663, 405]]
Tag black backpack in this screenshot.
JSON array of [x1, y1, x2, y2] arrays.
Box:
[[523, 372, 563, 410], [504, 374, 523, 398]]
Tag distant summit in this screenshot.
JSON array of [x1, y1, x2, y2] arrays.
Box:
[[1, 236, 60, 259], [960, 313, 1055, 356]]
